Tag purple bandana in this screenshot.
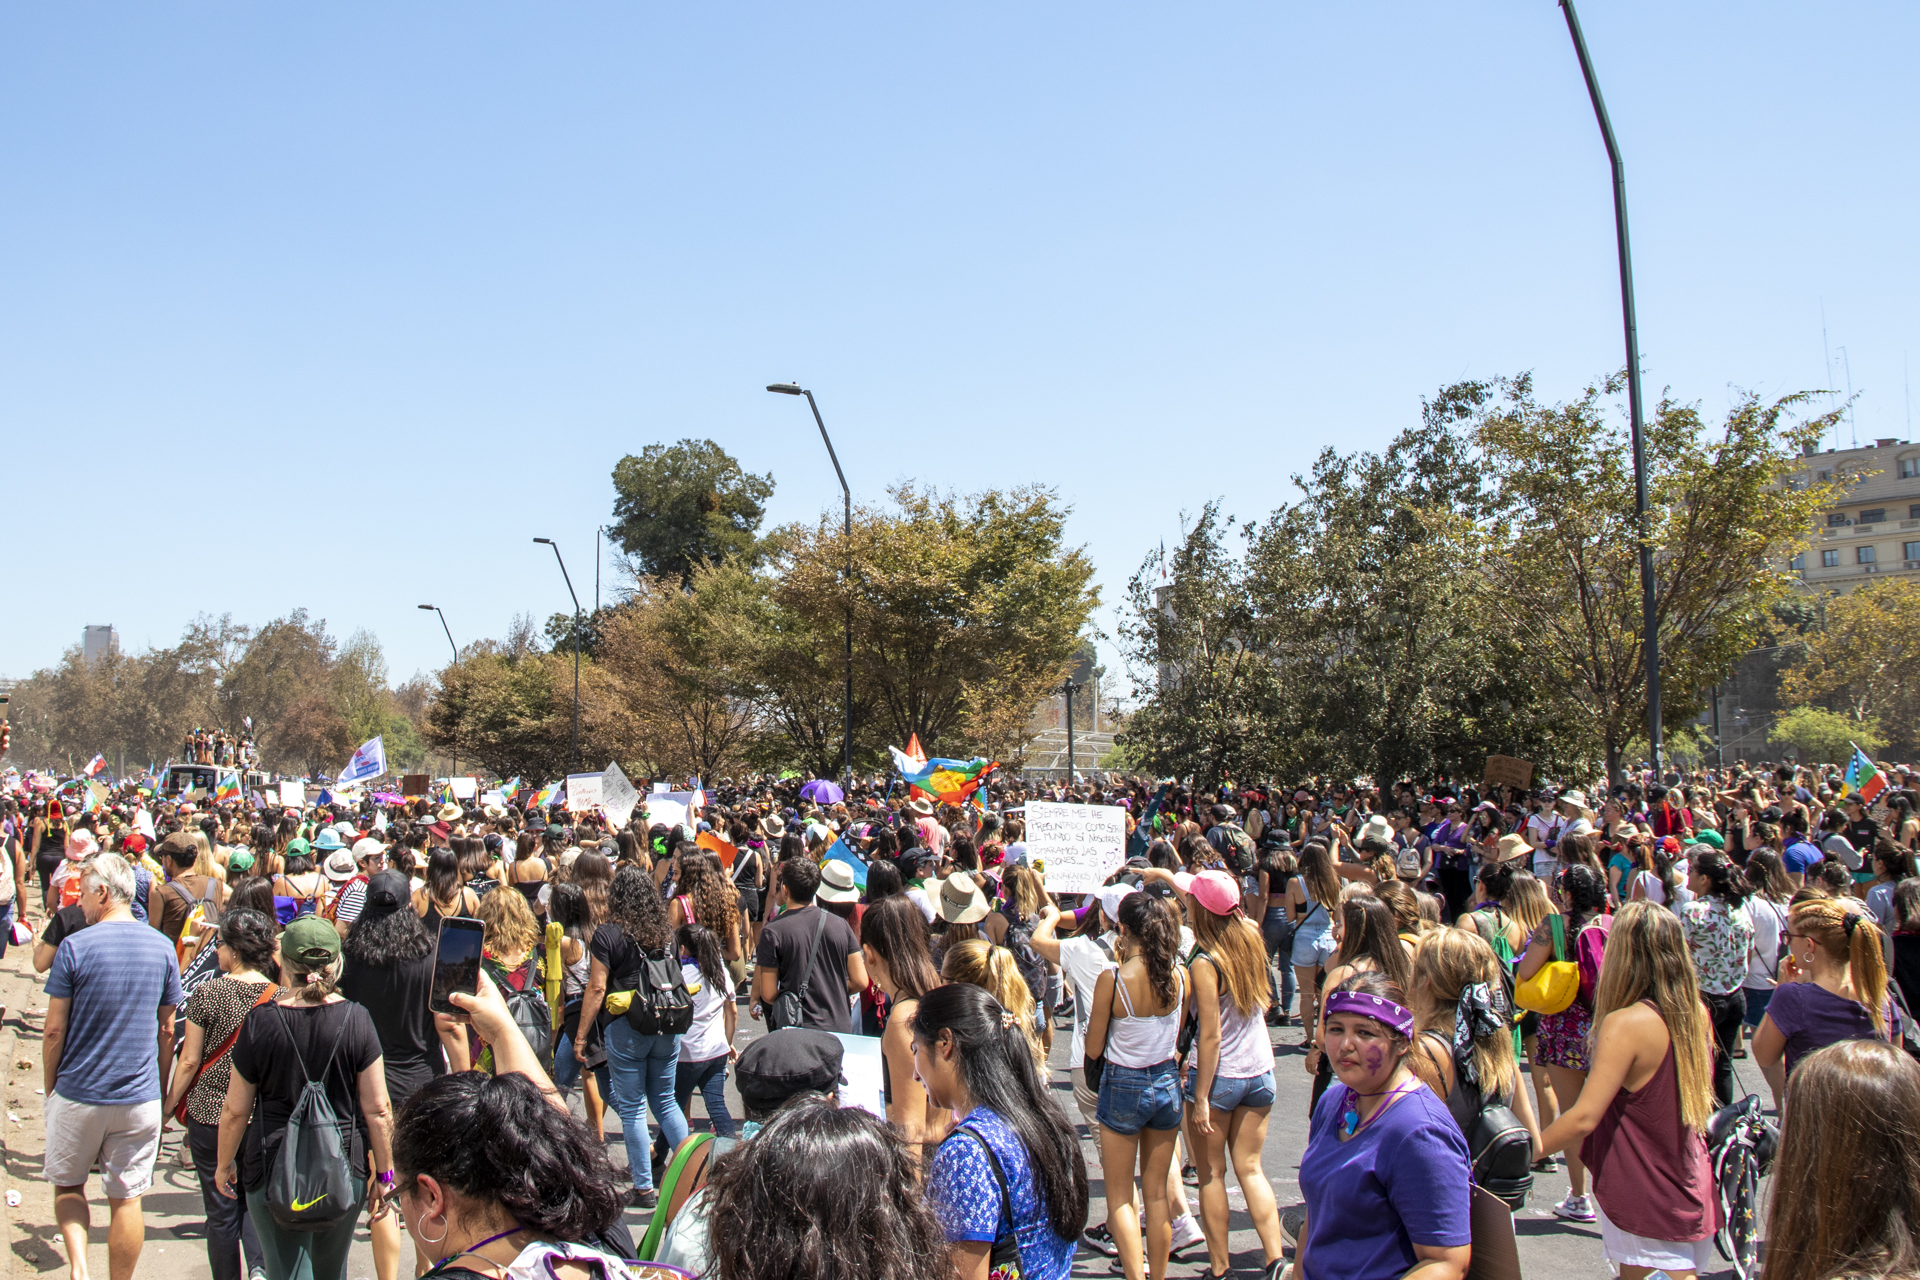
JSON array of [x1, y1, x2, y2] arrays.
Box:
[[1323, 991, 1415, 1039]]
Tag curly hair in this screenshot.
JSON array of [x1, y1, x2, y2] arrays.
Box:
[[608, 863, 668, 952], [1117, 890, 1181, 1009], [344, 900, 433, 968], [393, 1072, 621, 1244], [680, 853, 738, 933], [476, 885, 541, 959]]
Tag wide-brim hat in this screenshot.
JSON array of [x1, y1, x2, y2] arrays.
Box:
[[816, 859, 861, 903], [936, 872, 989, 924], [761, 815, 786, 839], [908, 798, 935, 817], [323, 849, 359, 881], [1494, 832, 1533, 863], [435, 802, 463, 824], [482, 803, 507, 821]]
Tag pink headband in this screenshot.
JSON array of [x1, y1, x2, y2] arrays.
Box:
[[1323, 991, 1415, 1039]]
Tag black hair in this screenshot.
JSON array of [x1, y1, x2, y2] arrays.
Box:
[[1559, 863, 1609, 933], [860, 894, 940, 1002], [608, 864, 668, 951], [1477, 859, 1518, 902], [425, 845, 461, 903], [864, 861, 904, 902], [778, 831, 807, 863], [344, 896, 433, 967], [225, 875, 275, 917], [781, 857, 821, 905], [950, 835, 978, 871], [217, 907, 278, 972], [1117, 890, 1181, 1008], [283, 852, 315, 877], [393, 1072, 621, 1243], [703, 1101, 952, 1280], [675, 923, 727, 992], [1694, 850, 1751, 906], [548, 882, 593, 940], [910, 984, 1089, 1242]]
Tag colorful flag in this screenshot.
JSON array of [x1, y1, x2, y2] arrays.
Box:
[[893, 754, 998, 805], [1841, 744, 1888, 804], [337, 735, 387, 786], [903, 734, 931, 801], [529, 780, 563, 810], [214, 772, 241, 805], [696, 829, 737, 871], [496, 777, 522, 801], [83, 754, 107, 778], [820, 837, 868, 890]]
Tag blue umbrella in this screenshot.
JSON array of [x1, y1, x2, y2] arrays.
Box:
[[800, 779, 845, 805]]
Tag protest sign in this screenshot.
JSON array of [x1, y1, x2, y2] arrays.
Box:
[[448, 776, 478, 800], [402, 774, 430, 796], [600, 761, 640, 827], [831, 1033, 886, 1119], [566, 772, 603, 814], [1482, 755, 1534, 790], [1025, 801, 1128, 894], [279, 781, 306, 809], [647, 798, 686, 830], [480, 791, 505, 808]]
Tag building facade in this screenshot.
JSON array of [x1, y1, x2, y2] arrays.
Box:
[[1787, 437, 1920, 591]]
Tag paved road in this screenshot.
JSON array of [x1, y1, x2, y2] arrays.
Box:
[[0, 930, 1768, 1280]]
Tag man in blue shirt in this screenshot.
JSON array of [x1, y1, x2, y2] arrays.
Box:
[[1781, 815, 1824, 884], [42, 852, 183, 1280]]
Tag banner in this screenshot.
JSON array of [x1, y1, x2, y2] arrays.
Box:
[[279, 781, 307, 809], [566, 773, 603, 814], [600, 761, 640, 828], [402, 773, 431, 796], [337, 735, 388, 786], [1025, 800, 1128, 894], [1482, 755, 1534, 790]]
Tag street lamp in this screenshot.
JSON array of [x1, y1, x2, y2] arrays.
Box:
[[1558, 0, 1662, 780], [418, 604, 460, 779], [533, 538, 583, 774], [767, 382, 853, 789]]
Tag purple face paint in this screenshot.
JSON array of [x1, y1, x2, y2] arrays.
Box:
[[1362, 1045, 1385, 1075]]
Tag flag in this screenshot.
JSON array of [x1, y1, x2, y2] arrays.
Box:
[[83, 753, 107, 778], [337, 735, 388, 786], [497, 777, 522, 801], [820, 837, 868, 890], [894, 754, 998, 805], [530, 781, 562, 810], [696, 829, 737, 871], [902, 734, 930, 801], [1841, 744, 1888, 805], [214, 772, 241, 805]]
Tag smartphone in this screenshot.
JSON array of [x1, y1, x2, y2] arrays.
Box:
[[429, 917, 486, 1014]]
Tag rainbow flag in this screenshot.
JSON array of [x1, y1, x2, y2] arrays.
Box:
[[1841, 744, 1888, 804], [891, 752, 998, 805], [214, 772, 242, 805]]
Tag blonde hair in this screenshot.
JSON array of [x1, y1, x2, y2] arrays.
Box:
[[1001, 864, 1043, 919], [1591, 902, 1716, 1132], [191, 830, 222, 882], [283, 954, 343, 1003], [1790, 898, 1891, 1038], [1189, 900, 1271, 1018], [940, 939, 1043, 1068], [477, 884, 542, 959], [1411, 928, 1518, 1100], [1505, 870, 1552, 935]]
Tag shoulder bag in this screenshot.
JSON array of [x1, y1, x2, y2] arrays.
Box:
[[768, 909, 828, 1032], [1513, 915, 1578, 1016], [174, 983, 277, 1123]]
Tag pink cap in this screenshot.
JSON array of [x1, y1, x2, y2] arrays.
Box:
[[1189, 869, 1242, 917]]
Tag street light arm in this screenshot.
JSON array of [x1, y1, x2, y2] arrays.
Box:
[[539, 541, 583, 613], [802, 390, 851, 504]]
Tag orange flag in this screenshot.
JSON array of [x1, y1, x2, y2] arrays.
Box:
[[696, 829, 737, 870], [905, 733, 930, 800]]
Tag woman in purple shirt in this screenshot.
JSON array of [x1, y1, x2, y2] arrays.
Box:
[[1296, 971, 1471, 1280], [1754, 895, 1900, 1077]]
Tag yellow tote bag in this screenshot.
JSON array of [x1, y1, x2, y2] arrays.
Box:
[[1513, 914, 1578, 1015]]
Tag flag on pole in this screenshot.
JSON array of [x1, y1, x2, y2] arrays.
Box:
[[820, 837, 868, 890], [214, 772, 242, 805], [83, 754, 107, 778], [337, 736, 388, 786], [529, 780, 563, 810], [1841, 744, 1888, 805]]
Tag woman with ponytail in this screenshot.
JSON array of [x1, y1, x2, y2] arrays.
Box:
[[913, 983, 1088, 1280], [1083, 891, 1187, 1280], [941, 939, 1044, 1070], [1754, 895, 1903, 1077]]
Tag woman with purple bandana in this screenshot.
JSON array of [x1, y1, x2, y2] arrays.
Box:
[[1294, 972, 1472, 1280]]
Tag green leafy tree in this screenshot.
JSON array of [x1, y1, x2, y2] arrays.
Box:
[[1770, 706, 1882, 766], [1780, 578, 1920, 758], [609, 439, 775, 587]]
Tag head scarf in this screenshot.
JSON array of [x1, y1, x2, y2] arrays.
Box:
[[1322, 990, 1415, 1040], [1450, 981, 1509, 1088]]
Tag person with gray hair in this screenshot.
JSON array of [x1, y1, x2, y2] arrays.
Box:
[[42, 851, 185, 1280]]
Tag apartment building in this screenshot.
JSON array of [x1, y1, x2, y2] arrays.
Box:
[[1787, 437, 1920, 591]]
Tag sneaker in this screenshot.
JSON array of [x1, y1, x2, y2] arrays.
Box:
[[250, 1269, 268, 1280], [627, 1186, 659, 1211], [1181, 1162, 1199, 1186], [1168, 1214, 1207, 1259], [1264, 1261, 1287, 1280], [1279, 1203, 1307, 1249], [1080, 1223, 1119, 1256], [1553, 1194, 1596, 1222], [1531, 1154, 1559, 1172]]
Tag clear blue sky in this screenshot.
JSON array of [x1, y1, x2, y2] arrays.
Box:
[[4, 2, 1915, 694]]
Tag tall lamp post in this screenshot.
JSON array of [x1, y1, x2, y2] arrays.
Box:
[[532, 538, 583, 774], [1558, 0, 1661, 780], [417, 604, 460, 778], [1061, 675, 1081, 787], [767, 382, 853, 790]]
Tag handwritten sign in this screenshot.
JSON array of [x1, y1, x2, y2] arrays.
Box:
[[566, 772, 603, 814], [1026, 801, 1128, 895], [600, 761, 640, 828], [1482, 755, 1535, 791], [279, 781, 306, 810]]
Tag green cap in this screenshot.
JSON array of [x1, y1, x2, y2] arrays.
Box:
[[282, 916, 342, 969], [285, 837, 311, 859], [1693, 829, 1725, 850], [226, 850, 256, 873]]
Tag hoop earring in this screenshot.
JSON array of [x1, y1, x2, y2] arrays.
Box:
[[416, 1215, 449, 1246]]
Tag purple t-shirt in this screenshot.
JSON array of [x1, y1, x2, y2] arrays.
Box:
[[1766, 980, 1901, 1075], [1300, 1081, 1471, 1280]]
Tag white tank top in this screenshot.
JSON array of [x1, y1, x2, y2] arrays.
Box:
[[1105, 969, 1182, 1069]]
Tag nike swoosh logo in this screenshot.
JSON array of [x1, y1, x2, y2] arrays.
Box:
[[290, 1193, 328, 1212]]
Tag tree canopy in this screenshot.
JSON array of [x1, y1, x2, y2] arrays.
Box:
[[609, 438, 775, 587]]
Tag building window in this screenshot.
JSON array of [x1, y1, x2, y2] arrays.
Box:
[[1901, 458, 1919, 479], [1818, 468, 1834, 482], [1860, 508, 1887, 524], [1912, 504, 1920, 520], [1827, 512, 1851, 526], [1859, 545, 1878, 565], [1906, 540, 1920, 561], [1791, 552, 1806, 570], [1822, 549, 1841, 567]]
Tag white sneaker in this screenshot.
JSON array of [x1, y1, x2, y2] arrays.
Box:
[[1552, 1194, 1596, 1222], [1169, 1214, 1207, 1258]]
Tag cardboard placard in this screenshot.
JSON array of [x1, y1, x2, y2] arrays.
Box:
[[1482, 755, 1534, 791], [566, 772, 603, 814], [402, 774, 430, 796], [448, 776, 478, 800], [600, 761, 640, 828], [1025, 801, 1128, 894]]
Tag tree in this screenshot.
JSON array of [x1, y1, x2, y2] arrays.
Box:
[[422, 649, 634, 784], [609, 439, 775, 587], [1770, 706, 1881, 766], [1779, 577, 1920, 757], [1470, 373, 1844, 779]]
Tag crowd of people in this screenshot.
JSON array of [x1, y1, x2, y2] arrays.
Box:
[[0, 753, 1917, 1280]]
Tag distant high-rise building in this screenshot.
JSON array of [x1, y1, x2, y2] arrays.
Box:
[[82, 625, 117, 667]]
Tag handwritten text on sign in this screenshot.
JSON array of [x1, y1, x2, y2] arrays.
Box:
[[1027, 801, 1128, 895]]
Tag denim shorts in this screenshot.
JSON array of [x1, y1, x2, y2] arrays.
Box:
[[1289, 908, 1337, 968], [1182, 1065, 1277, 1112], [1097, 1060, 1183, 1135]]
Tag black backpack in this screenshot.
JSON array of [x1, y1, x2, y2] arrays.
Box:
[[264, 1004, 364, 1233], [624, 947, 694, 1036], [494, 956, 554, 1071], [1422, 1031, 1534, 1210]]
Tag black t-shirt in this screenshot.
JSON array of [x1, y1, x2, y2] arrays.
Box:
[[338, 951, 443, 1098], [231, 999, 381, 1190], [590, 923, 646, 991], [1846, 817, 1880, 854], [754, 904, 859, 1033], [41, 905, 88, 949]]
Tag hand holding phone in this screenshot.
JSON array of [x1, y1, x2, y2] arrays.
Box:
[[429, 916, 486, 1014]]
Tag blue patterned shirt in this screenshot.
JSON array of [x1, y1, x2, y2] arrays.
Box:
[[927, 1107, 1075, 1280]]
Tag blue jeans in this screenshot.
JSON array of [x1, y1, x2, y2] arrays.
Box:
[[554, 1025, 610, 1098], [604, 1019, 688, 1190], [1096, 1060, 1183, 1135], [674, 1054, 735, 1138]]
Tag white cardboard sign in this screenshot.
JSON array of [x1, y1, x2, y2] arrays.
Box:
[[565, 772, 603, 814], [600, 761, 640, 828], [1025, 800, 1128, 894]]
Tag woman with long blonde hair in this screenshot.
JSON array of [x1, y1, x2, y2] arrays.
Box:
[[1753, 895, 1899, 1084], [1538, 902, 1719, 1280], [940, 939, 1044, 1069], [1284, 840, 1342, 1047], [1408, 927, 1543, 1171]]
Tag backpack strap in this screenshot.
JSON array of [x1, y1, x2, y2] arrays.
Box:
[[1547, 913, 1567, 963], [942, 1125, 1020, 1271]]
